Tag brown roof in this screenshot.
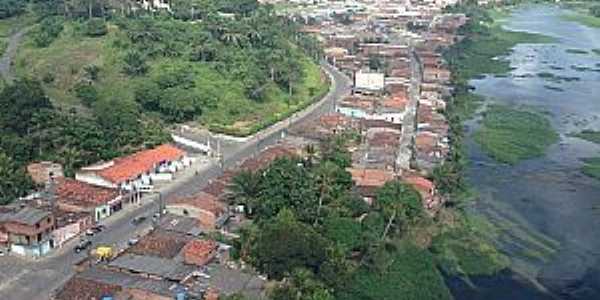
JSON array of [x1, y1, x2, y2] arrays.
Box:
[[97, 144, 185, 184], [182, 239, 218, 266], [128, 231, 189, 259], [56, 178, 119, 208], [168, 192, 226, 216], [54, 276, 122, 300], [239, 145, 297, 173], [347, 168, 394, 188], [368, 131, 401, 148]]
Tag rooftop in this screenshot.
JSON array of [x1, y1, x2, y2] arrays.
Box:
[[95, 144, 185, 184], [54, 276, 122, 300], [128, 230, 189, 259], [347, 168, 394, 188], [56, 178, 119, 208], [168, 192, 226, 216], [8, 207, 50, 226]]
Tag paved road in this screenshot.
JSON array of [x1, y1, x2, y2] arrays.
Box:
[[0, 62, 351, 300], [396, 48, 421, 170], [0, 27, 29, 83]]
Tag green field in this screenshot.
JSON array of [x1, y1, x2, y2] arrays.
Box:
[[14, 21, 328, 136], [474, 105, 559, 164]]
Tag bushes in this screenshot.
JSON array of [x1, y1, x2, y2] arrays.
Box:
[[74, 82, 98, 106], [590, 5, 600, 18], [32, 17, 64, 47], [123, 50, 148, 75], [84, 18, 108, 37], [0, 0, 25, 19]]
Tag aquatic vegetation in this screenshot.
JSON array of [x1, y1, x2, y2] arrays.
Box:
[[543, 85, 564, 92], [592, 49, 600, 56], [474, 105, 559, 164], [571, 130, 600, 144], [565, 48, 589, 54], [581, 157, 600, 180]]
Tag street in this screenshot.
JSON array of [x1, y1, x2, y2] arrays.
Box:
[[0, 62, 351, 300]]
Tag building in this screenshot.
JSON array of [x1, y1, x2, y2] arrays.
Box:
[[56, 178, 122, 222], [354, 70, 385, 94], [27, 162, 64, 186], [182, 239, 218, 267], [347, 168, 395, 203], [51, 210, 92, 248], [4, 207, 55, 257], [76, 144, 190, 202]]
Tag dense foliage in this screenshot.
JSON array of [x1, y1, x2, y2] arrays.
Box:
[[224, 136, 463, 299], [0, 0, 25, 19], [0, 79, 171, 202]]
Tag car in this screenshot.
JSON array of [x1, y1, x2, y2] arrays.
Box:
[[128, 238, 139, 246], [0, 249, 5, 257], [85, 229, 95, 236], [75, 240, 92, 253], [131, 216, 147, 225], [91, 224, 105, 233]]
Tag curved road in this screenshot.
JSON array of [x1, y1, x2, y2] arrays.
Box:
[[0, 62, 352, 300], [0, 27, 29, 83]]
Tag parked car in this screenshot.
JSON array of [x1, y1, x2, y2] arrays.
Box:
[[85, 229, 95, 236], [91, 224, 105, 233], [128, 238, 139, 246], [131, 216, 147, 225], [75, 240, 92, 253]]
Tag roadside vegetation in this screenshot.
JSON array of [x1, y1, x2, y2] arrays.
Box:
[[0, 0, 327, 203], [474, 105, 558, 164]]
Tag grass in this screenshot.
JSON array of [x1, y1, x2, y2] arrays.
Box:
[[562, 12, 600, 28], [581, 157, 600, 180], [473, 105, 559, 164], [14, 21, 328, 136], [431, 214, 510, 276], [570, 129, 600, 144]]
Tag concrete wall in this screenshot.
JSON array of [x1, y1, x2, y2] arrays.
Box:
[[166, 205, 217, 229], [75, 172, 117, 189]]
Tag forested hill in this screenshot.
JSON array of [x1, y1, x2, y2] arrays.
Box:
[[0, 0, 327, 203]]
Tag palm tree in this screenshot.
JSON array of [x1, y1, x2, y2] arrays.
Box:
[[376, 181, 423, 241], [225, 170, 262, 217]]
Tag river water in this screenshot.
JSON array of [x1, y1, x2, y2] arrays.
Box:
[[448, 5, 600, 300]]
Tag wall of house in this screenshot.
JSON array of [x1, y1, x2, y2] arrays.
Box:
[[94, 204, 111, 222], [52, 222, 81, 248], [75, 172, 117, 189], [336, 106, 368, 119], [10, 239, 51, 257]]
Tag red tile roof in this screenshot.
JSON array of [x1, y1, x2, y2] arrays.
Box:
[[55, 276, 122, 300], [403, 176, 434, 194], [128, 231, 189, 258], [347, 168, 394, 188], [239, 145, 297, 173], [182, 239, 218, 266], [56, 178, 119, 208], [98, 144, 185, 184]]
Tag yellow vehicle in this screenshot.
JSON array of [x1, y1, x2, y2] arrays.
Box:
[[92, 246, 114, 261]]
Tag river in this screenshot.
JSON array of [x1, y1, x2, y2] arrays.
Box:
[[448, 5, 600, 300]]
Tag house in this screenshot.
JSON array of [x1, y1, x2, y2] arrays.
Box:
[[166, 192, 228, 230], [52, 210, 92, 248], [76, 144, 190, 201], [135, 0, 170, 11], [402, 175, 442, 210], [347, 168, 395, 203], [354, 70, 385, 94], [56, 178, 122, 222], [27, 162, 64, 185], [182, 239, 218, 267], [4, 207, 55, 257]]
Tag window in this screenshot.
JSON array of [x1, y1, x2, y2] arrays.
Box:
[[183, 209, 189, 216]]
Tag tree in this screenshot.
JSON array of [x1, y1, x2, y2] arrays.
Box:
[[123, 50, 149, 76], [226, 170, 262, 216], [270, 268, 335, 300], [84, 18, 108, 37], [0, 0, 26, 19], [375, 181, 423, 241], [0, 79, 53, 136], [0, 152, 34, 204], [320, 135, 352, 169], [590, 5, 600, 18], [247, 209, 330, 280], [313, 161, 352, 224]]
